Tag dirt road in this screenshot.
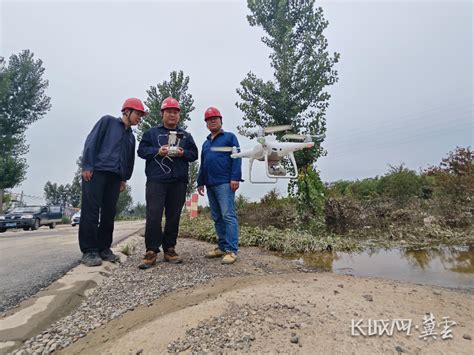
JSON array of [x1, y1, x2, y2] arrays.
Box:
[[62, 237, 473, 355]]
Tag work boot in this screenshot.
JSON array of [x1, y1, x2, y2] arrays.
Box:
[[81, 252, 102, 267], [205, 247, 226, 259], [164, 247, 183, 264], [221, 252, 237, 265], [99, 249, 120, 263], [139, 250, 157, 270]]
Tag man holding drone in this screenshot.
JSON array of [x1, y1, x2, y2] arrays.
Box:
[[137, 97, 198, 269], [197, 107, 242, 265]]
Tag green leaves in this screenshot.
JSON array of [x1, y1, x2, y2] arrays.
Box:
[[43, 181, 71, 206], [116, 185, 133, 216], [137, 70, 195, 140], [0, 50, 51, 191], [237, 0, 339, 169]]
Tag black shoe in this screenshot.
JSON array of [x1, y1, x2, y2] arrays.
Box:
[[99, 249, 120, 263], [81, 252, 102, 267]]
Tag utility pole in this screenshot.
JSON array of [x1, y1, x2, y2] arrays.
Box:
[[20, 191, 24, 206]]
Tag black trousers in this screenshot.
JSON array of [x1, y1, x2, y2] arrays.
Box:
[[79, 171, 121, 253], [145, 181, 187, 253]]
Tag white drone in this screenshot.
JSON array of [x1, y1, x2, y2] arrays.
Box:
[[212, 125, 322, 184]]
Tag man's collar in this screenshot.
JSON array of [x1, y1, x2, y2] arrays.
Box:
[[207, 129, 224, 140], [118, 117, 132, 131]]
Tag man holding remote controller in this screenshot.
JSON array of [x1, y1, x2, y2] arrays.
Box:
[[137, 97, 198, 269]]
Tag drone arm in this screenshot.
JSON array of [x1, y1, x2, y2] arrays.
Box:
[[230, 135, 242, 181], [248, 158, 254, 182]]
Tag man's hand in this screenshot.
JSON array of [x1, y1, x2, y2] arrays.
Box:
[[82, 170, 93, 182], [177, 147, 184, 157], [120, 181, 126, 192], [230, 180, 240, 192], [159, 145, 169, 156], [197, 186, 205, 196]]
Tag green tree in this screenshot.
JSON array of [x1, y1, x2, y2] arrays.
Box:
[[186, 161, 200, 198], [236, 0, 339, 168], [0, 50, 51, 212], [69, 156, 82, 207], [295, 166, 325, 229], [379, 164, 421, 204], [129, 201, 146, 219], [425, 147, 474, 219], [44, 181, 71, 206], [137, 70, 195, 140], [116, 185, 133, 216], [138, 71, 198, 196]]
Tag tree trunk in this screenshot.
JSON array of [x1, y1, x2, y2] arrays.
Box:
[[0, 188, 4, 214]]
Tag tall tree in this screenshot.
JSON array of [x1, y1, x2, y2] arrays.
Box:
[[186, 161, 200, 198], [44, 181, 71, 206], [43, 156, 82, 207], [69, 156, 82, 207], [137, 70, 194, 140], [116, 185, 133, 216], [236, 0, 339, 168], [0, 50, 51, 212]]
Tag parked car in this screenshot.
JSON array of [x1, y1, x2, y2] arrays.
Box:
[[71, 210, 81, 226], [71, 210, 101, 226], [0, 205, 63, 232]]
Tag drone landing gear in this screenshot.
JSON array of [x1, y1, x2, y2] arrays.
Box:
[[249, 158, 277, 184], [247, 153, 299, 183], [264, 152, 298, 179]]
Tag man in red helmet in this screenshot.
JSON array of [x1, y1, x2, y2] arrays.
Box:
[[79, 98, 146, 267], [138, 97, 198, 269], [197, 107, 242, 265]]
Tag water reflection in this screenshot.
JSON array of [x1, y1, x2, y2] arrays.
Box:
[[291, 245, 474, 290], [403, 246, 473, 273]]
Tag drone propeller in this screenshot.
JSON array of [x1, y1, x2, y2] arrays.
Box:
[[263, 125, 292, 134], [281, 134, 306, 141], [282, 133, 326, 142]]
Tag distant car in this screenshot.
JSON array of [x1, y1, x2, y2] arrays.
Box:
[[71, 210, 81, 226], [0, 205, 64, 232]]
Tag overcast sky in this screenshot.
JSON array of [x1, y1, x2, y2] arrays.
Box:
[[1, 0, 472, 206]]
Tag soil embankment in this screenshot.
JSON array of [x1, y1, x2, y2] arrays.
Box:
[[60, 237, 474, 355]]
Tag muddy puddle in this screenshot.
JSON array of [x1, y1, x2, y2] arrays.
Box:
[[290, 245, 474, 291]]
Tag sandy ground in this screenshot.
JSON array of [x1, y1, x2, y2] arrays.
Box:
[[63, 240, 474, 355]]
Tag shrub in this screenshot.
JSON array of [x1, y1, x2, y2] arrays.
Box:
[[348, 177, 381, 199], [325, 178, 381, 200], [425, 147, 474, 227], [235, 193, 250, 210], [295, 167, 325, 226], [379, 164, 421, 204], [260, 188, 280, 205]]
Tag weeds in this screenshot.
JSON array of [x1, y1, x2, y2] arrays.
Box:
[[120, 243, 135, 256]]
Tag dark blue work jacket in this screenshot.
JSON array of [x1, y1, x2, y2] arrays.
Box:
[[197, 130, 242, 187], [137, 125, 198, 183], [82, 116, 135, 181]]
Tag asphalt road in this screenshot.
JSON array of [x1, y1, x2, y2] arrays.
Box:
[[0, 220, 144, 313]]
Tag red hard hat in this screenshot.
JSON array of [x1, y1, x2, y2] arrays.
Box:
[[204, 107, 222, 121], [161, 97, 181, 111], [122, 98, 147, 115]]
